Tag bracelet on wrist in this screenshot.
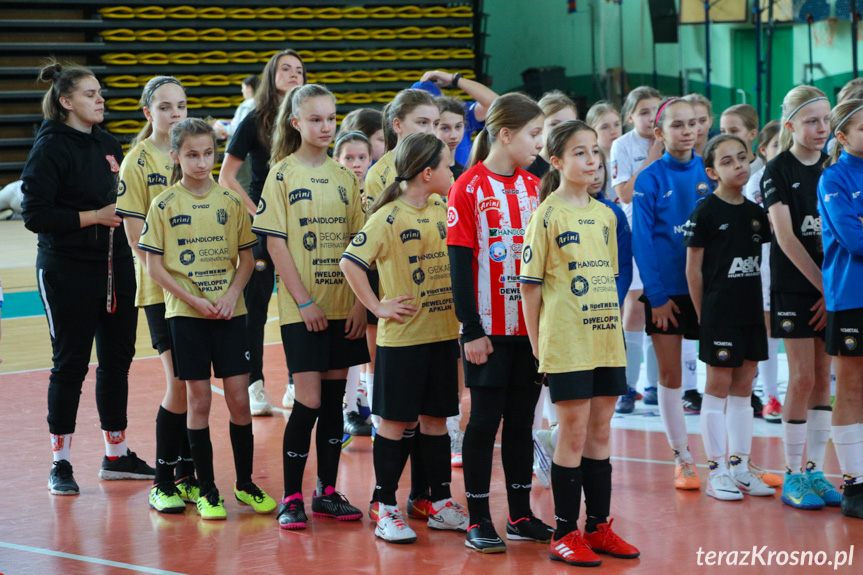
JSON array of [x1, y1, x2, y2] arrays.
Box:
[[298, 298, 314, 309]]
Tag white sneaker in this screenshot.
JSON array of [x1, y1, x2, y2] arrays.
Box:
[[282, 384, 295, 409], [532, 429, 553, 489], [248, 380, 273, 417], [730, 468, 776, 497], [428, 498, 469, 532], [706, 471, 744, 501], [375, 505, 417, 544], [450, 430, 464, 468]]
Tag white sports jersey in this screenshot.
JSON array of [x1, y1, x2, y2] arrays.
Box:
[[744, 164, 771, 310], [610, 129, 650, 224]]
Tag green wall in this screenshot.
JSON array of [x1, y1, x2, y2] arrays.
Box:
[[485, 0, 861, 122]]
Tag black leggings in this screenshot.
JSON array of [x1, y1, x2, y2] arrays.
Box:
[[38, 267, 137, 435], [244, 234, 274, 384]]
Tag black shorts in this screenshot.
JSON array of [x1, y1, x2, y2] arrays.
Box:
[[280, 319, 370, 374], [826, 308, 863, 357], [373, 340, 459, 421], [699, 324, 768, 367], [462, 337, 540, 388], [547, 367, 627, 402], [366, 269, 380, 326], [641, 294, 700, 340], [770, 291, 825, 340], [168, 315, 249, 381], [144, 303, 172, 354]]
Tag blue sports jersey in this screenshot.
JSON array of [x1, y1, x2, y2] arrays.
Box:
[[455, 102, 483, 166], [818, 151, 863, 312], [632, 152, 711, 307], [595, 191, 633, 305]]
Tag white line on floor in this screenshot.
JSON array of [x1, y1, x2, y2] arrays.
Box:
[[0, 541, 187, 575]]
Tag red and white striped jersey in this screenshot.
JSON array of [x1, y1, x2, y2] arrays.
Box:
[[446, 162, 541, 337]]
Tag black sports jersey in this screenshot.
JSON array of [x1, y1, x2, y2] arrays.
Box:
[[525, 155, 551, 180], [684, 194, 771, 326], [761, 150, 826, 294], [449, 160, 466, 181], [225, 109, 269, 204]]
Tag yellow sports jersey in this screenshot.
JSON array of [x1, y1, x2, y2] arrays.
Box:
[[364, 150, 396, 213], [520, 193, 625, 373], [138, 181, 256, 319], [343, 196, 459, 347], [253, 154, 364, 325], [116, 139, 174, 307]]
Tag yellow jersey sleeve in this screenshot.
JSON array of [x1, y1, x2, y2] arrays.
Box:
[[363, 151, 395, 212], [519, 202, 553, 285], [251, 160, 290, 239], [342, 211, 388, 270]]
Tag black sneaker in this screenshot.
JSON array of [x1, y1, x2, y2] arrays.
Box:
[[312, 487, 363, 520], [682, 390, 703, 414], [343, 410, 372, 436], [278, 496, 308, 530], [48, 460, 79, 496], [841, 483, 863, 519], [751, 393, 764, 417], [99, 449, 156, 480], [506, 514, 554, 542], [465, 520, 507, 553]]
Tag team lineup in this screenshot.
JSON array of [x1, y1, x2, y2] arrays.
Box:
[[16, 49, 863, 569]]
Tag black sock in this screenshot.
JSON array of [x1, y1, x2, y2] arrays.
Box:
[[229, 421, 254, 487], [409, 424, 431, 500], [373, 434, 403, 506], [315, 379, 347, 492], [155, 406, 183, 484], [462, 419, 497, 522], [187, 427, 216, 494], [419, 432, 452, 503], [582, 457, 612, 533], [501, 423, 534, 520], [551, 463, 582, 538], [175, 413, 195, 481], [282, 400, 318, 495]]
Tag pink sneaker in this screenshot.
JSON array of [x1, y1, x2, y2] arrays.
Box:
[[763, 395, 782, 423]]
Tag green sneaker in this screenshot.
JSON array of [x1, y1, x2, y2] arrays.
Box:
[[149, 483, 186, 514], [234, 482, 277, 514], [176, 476, 200, 504], [197, 490, 227, 520]]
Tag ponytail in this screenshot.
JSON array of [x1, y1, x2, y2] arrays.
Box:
[[132, 76, 185, 147], [539, 170, 561, 203], [825, 99, 863, 168], [369, 132, 444, 215], [270, 84, 335, 165], [467, 93, 543, 168], [37, 60, 95, 123]]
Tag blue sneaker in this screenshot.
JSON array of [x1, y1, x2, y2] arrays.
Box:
[[781, 473, 825, 510], [642, 386, 658, 406], [615, 387, 637, 414], [806, 470, 841, 507]]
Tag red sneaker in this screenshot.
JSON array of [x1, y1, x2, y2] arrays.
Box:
[[582, 519, 640, 559], [549, 530, 602, 567], [406, 496, 433, 519]]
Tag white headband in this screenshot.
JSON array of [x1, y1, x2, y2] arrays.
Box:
[[786, 96, 828, 121], [834, 104, 863, 137]]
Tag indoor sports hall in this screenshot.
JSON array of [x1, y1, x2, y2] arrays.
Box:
[[2, 1, 863, 573]]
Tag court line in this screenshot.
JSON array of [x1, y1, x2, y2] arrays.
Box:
[[0, 541, 187, 575]]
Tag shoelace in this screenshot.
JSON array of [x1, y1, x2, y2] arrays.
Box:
[[385, 511, 408, 529], [204, 491, 221, 506], [54, 462, 74, 480], [241, 483, 265, 500], [680, 461, 697, 477], [807, 474, 835, 494], [786, 474, 812, 493]]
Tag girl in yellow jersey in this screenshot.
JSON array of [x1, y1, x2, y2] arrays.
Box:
[[140, 118, 276, 521], [521, 121, 639, 567], [342, 132, 468, 543], [114, 76, 199, 512], [252, 84, 369, 530]]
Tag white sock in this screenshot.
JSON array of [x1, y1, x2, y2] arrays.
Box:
[[533, 387, 548, 429], [783, 421, 807, 474], [51, 433, 72, 462], [365, 373, 375, 410], [726, 395, 754, 473], [645, 333, 659, 387], [832, 424, 863, 484], [806, 408, 832, 473], [760, 338, 781, 398], [681, 340, 698, 392], [344, 365, 360, 411], [104, 430, 127, 459], [544, 390, 558, 427], [658, 385, 692, 461], [549, 424, 559, 450], [624, 331, 644, 389], [700, 394, 727, 474]]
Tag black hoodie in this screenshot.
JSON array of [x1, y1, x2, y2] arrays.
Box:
[[22, 119, 133, 275]]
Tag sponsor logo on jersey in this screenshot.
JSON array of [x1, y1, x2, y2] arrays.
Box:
[[303, 231, 317, 251], [489, 228, 526, 238], [311, 177, 329, 184], [178, 235, 225, 246], [300, 216, 347, 226], [437, 220, 447, 240], [522, 245, 533, 263], [117, 180, 126, 197], [841, 327, 860, 333], [400, 229, 421, 243], [276, 170, 284, 181], [412, 268, 425, 285], [612, 161, 618, 179], [781, 319, 794, 332], [697, 182, 710, 195], [543, 206, 554, 228], [753, 234, 762, 243], [289, 188, 313, 205], [800, 215, 821, 235], [216, 209, 228, 225], [256, 198, 266, 215], [478, 197, 501, 213], [824, 192, 838, 203], [170, 215, 192, 227], [388, 206, 400, 225], [255, 259, 267, 271], [603, 225, 610, 245], [728, 256, 760, 277], [351, 232, 367, 246], [105, 155, 120, 173], [716, 348, 730, 362], [141, 221, 148, 235], [223, 191, 240, 207], [556, 231, 580, 248], [192, 204, 210, 209], [674, 224, 686, 235], [571, 275, 589, 296], [489, 241, 507, 262], [569, 260, 611, 270], [664, 190, 673, 198], [446, 206, 458, 227], [179, 249, 195, 265], [157, 193, 175, 210], [846, 336, 858, 350], [147, 173, 168, 187], [338, 185, 349, 205], [854, 191, 861, 199], [751, 218, 761, 231], [719, 223, 729, 230], [792, 182, 800, 189]]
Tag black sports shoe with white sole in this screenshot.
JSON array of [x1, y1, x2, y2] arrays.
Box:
[[99, 449, 155, 480], [465, 520, 507, 553], [48, 460, 79, 495], [506, 514, 554, 542]]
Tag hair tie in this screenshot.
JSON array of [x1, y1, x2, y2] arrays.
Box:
[[834, 104, 863, 136], [394, 176, 406, 182], [654, 98, 680, 127], [52, 70, 62, 81], [335, 131, 370, 147], [786, 96, 828, 122], [145, 78, 182, 108]]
